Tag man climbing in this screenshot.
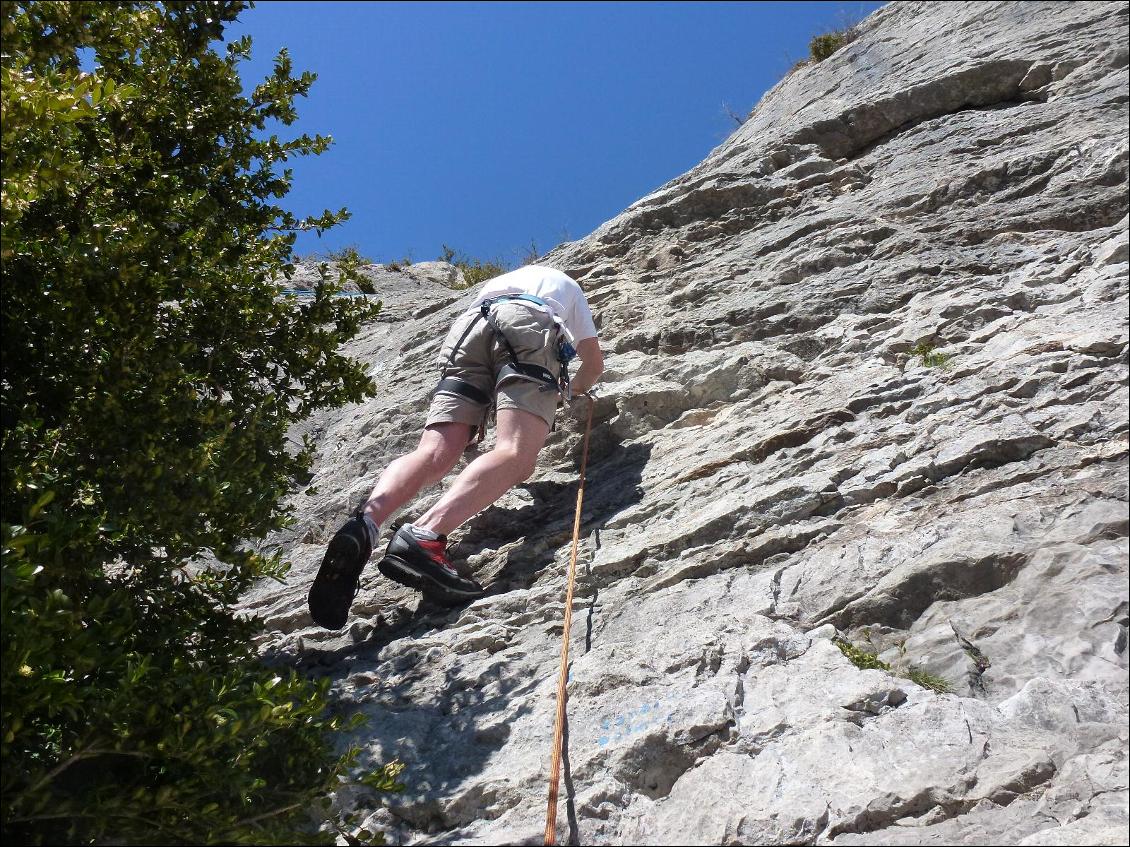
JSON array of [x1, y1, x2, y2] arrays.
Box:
[[308, 264, 603, 629]]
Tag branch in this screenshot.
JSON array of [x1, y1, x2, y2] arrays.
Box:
[[26, 746, 152, 795], [230, 800, 304, 828]]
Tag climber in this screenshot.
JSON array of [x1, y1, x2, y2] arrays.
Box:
[[308, 264, 603, 629]]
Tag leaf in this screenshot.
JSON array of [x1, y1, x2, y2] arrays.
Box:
[[29, 489, 56, 518]]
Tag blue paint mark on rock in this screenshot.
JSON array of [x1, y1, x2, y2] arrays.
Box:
[[595, 697, 677, 747]]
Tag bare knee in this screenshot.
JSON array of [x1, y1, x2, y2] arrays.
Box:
[[411, 443, 457, 480], [496, 445, 538, 483], [418, 439, 451, 467], [415, 424, 468, 474]]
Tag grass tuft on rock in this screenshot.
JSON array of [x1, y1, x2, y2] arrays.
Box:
[[833, 636, 892, 672], [833, 636, 955, 695], [810, 31, 849, 61], [910, 341, 951, 369], [438, 244, 508, 288], [905, 667, 955, 695]]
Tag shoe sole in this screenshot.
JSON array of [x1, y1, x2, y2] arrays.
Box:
[[377, 554, 484, 606], [308, 533, 367, 629]]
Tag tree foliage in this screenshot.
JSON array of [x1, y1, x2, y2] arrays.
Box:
[[2, 2, 395, 842]]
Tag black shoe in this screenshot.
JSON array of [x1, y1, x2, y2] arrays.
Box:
[[377, 525, 485, 606], [308, 513, 372, 629]]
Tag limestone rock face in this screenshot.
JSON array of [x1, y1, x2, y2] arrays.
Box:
[[243, 2, 1129, 843]]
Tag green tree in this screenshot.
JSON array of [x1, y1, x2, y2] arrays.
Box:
[[2, 2, 396, 843]]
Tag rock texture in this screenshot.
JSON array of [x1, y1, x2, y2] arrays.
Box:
[[243, 2, 1129, 844]]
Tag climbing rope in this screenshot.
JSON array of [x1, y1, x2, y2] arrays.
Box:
[[543, 393, 595, 846]]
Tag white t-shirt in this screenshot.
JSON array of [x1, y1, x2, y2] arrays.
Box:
[[472, 265, 599, 343]]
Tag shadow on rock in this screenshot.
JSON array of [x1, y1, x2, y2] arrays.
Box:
[[454, 440, 652, 595], [362, 658, 543, 835], [263, 597, 467, 671]]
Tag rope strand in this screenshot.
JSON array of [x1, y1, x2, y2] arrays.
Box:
[[544, 395, 595, 846]]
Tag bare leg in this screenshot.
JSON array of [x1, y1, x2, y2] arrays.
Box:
[[416, 408, 550, 536], [361, 422, 471, 527]]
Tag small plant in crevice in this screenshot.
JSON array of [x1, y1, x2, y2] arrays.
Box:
[[809, 9, 864, 64], [386, 253, 414, 272], [833, 635, 892, 672], [909, 341, 951, 369], [892, 636, 955, 694], [778, 15, 862, 86], [326, 244, 376, 265], [950, 621, 992, 696], [722, 99, 747, 128], [787, 58, 812, 76], [438, 244, 509, 289], [833, 634, 955, 695], [904, 666, 955, 695], [518, 237, 540, 266], [810, 31, 849, 61], [458, 256, 508, 287]]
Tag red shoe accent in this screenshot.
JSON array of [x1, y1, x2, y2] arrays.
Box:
[[417, 538, 455, 572]]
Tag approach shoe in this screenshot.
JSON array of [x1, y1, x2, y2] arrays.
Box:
[[377, 525, 485, 605], [308, 513, 372, 629]]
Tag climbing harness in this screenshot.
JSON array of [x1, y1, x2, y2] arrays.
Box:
[[543, 393, 595, 846], [434, 295, 578, 409]]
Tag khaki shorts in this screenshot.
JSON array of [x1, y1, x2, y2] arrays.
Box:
[[426, 302, 561, 433]]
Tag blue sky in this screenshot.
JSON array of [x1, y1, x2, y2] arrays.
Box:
[[226, 1, 884, 265]]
